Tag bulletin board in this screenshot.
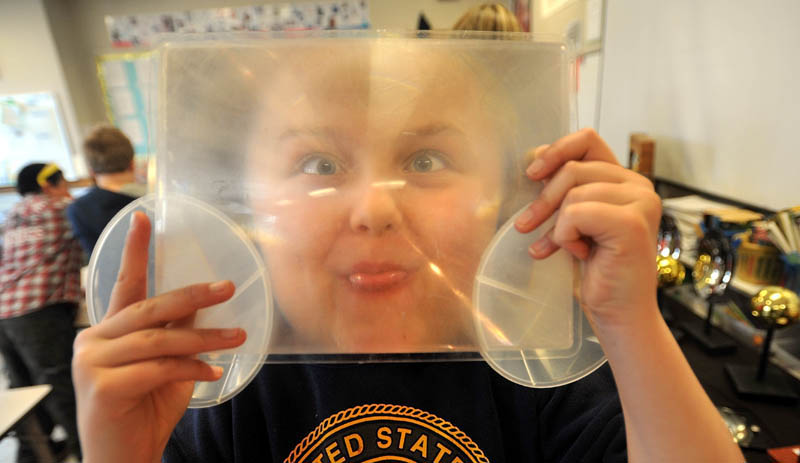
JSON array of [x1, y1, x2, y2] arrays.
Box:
[[105, 1, 370, 49], [96, 52, 153, 155], [96, 52, 154, 181]]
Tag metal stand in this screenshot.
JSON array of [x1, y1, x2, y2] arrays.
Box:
[[681, 298, 737, 355], [725, 326, 800, 402], [15, 414, 56, 463]]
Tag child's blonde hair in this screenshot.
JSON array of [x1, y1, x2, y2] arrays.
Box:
[[453, 3, 522, 33]]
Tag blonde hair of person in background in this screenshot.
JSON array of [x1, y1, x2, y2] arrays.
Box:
[[452, 3, 522, 32]]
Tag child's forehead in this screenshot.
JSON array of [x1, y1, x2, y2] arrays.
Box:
[[254, 44, 494, 141], [261, 42, 486, 106]]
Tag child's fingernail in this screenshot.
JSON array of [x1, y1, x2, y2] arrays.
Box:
[[526, 159, 545, 176], [515, 208, 536, 228], [209, 280, 230, 293], [530, 237, 551, 255], [211, 366, 224, 378], [220, 328, 241, 339]]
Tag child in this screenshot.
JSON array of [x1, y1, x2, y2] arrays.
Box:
[[67, 125, 144, 256], [72, 37, 743, 462]]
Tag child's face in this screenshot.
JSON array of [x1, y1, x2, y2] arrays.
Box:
[[44, 177, 71, 199], [248, 44, 505, 352]]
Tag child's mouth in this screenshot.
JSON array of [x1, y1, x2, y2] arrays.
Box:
[[346, 262, 411, 291], [348, 270, 409, 291]]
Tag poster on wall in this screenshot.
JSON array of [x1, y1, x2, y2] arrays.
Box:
[[96, 52, 154, 182], [106, 1, 370, 48]]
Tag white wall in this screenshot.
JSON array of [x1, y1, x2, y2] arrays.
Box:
[[0, 0, 85, 177], [599, 0, 800, 210], [532, 0, 584, 38], [532, 0, 605, 130]]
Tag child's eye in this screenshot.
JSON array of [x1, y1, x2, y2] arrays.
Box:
[[405, 150, 447, 173], [299, 154, 340, 175]]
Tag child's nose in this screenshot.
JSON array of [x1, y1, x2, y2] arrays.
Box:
[[349, 179, 404, 235]]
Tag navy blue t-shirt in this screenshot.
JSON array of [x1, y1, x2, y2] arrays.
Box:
[[164, 361, 626, 462], [66, 187, 136, 256]]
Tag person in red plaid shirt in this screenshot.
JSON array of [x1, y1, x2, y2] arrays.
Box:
[[0, 163, 83, 461]]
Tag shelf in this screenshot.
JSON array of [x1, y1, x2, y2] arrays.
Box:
[[665, 285, 800, 382]]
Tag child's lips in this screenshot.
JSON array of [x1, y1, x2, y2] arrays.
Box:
[[348, 270, 409, 291], [346, 263, 411, 291]]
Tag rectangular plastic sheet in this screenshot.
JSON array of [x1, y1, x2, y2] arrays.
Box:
[[145, 30, 577, 363]]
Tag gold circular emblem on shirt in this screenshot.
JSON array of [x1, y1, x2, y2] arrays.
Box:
[[286, 403, 489, 463]]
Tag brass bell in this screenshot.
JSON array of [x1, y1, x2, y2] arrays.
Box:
[[657, 255, 686, 288], [751, 286, 800, 327]]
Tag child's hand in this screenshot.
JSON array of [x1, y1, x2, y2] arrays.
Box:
[[514, 129, 661, 331], [72, 212, 246, 463]]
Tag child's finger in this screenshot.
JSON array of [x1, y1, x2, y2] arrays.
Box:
[[96, 281, 236, 339], [93, 358, 224, 401], [528, 186, 660, 260], [560, 182, 651, 210], [551, 201, 652, 258], [525, 129, 618, 181], [527, 184, 643, 259], [527, 227, 560, 259], [92, 328, 247, 367], [106, 211, 151, 318], [524, 144, 550, 165], [514, 162, 636, 233]]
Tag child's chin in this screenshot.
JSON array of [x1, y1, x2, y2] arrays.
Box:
[[332, 327, 471, 355], [332, 329, 422, 354]]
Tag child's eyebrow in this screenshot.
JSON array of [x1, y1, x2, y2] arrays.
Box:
[[400, 124, 464, 138], [277, 124, 465, 142], [277, 127, 337, 143]]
